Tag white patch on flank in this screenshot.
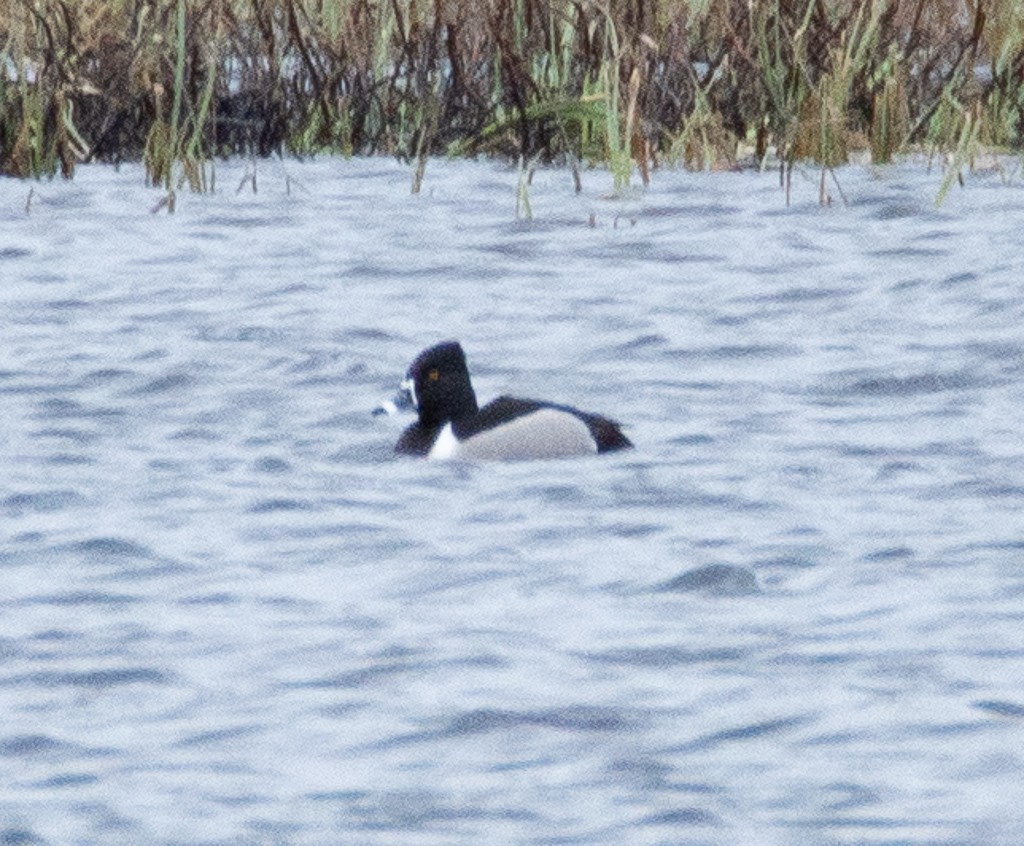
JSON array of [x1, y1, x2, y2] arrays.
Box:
[[436, 409, 597, 461], [428, 422, 461, 460]]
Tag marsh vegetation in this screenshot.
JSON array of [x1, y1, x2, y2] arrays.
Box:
[[1, 0, 1021, 191]]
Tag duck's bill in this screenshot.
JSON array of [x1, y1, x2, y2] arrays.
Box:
[[372, 382, 416, 416]]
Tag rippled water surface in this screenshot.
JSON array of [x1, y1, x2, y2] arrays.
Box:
[[3, 158, 1024, 845]]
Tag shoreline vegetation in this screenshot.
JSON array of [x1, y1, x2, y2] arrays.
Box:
[[1, 0, 1022, 198]]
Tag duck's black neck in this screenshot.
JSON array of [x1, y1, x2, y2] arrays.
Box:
[[420, 380, 478, 427]]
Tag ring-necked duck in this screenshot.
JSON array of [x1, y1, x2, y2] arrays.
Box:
[[385, 341, 632, 460]]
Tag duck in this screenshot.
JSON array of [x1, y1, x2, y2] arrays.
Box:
[[385, 341, 632, 460]]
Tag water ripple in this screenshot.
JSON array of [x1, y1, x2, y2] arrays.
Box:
[[0, 734, 75, 757], [443, 705, 635, 736], [580, 645, 746, 667], [6, 668, 169, 688], [3, 490, 84, 515], [671, 715, 811, 752]]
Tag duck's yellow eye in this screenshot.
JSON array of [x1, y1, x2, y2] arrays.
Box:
[[428, 369, 439, 382]]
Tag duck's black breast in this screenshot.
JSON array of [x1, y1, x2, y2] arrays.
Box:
[[395, 422, 442, 456]]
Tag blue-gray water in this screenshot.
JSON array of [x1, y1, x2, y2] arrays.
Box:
[[3, 158, 1024, 845]]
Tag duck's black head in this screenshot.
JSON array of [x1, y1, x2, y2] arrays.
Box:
[[403, 340, 479, 428]]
